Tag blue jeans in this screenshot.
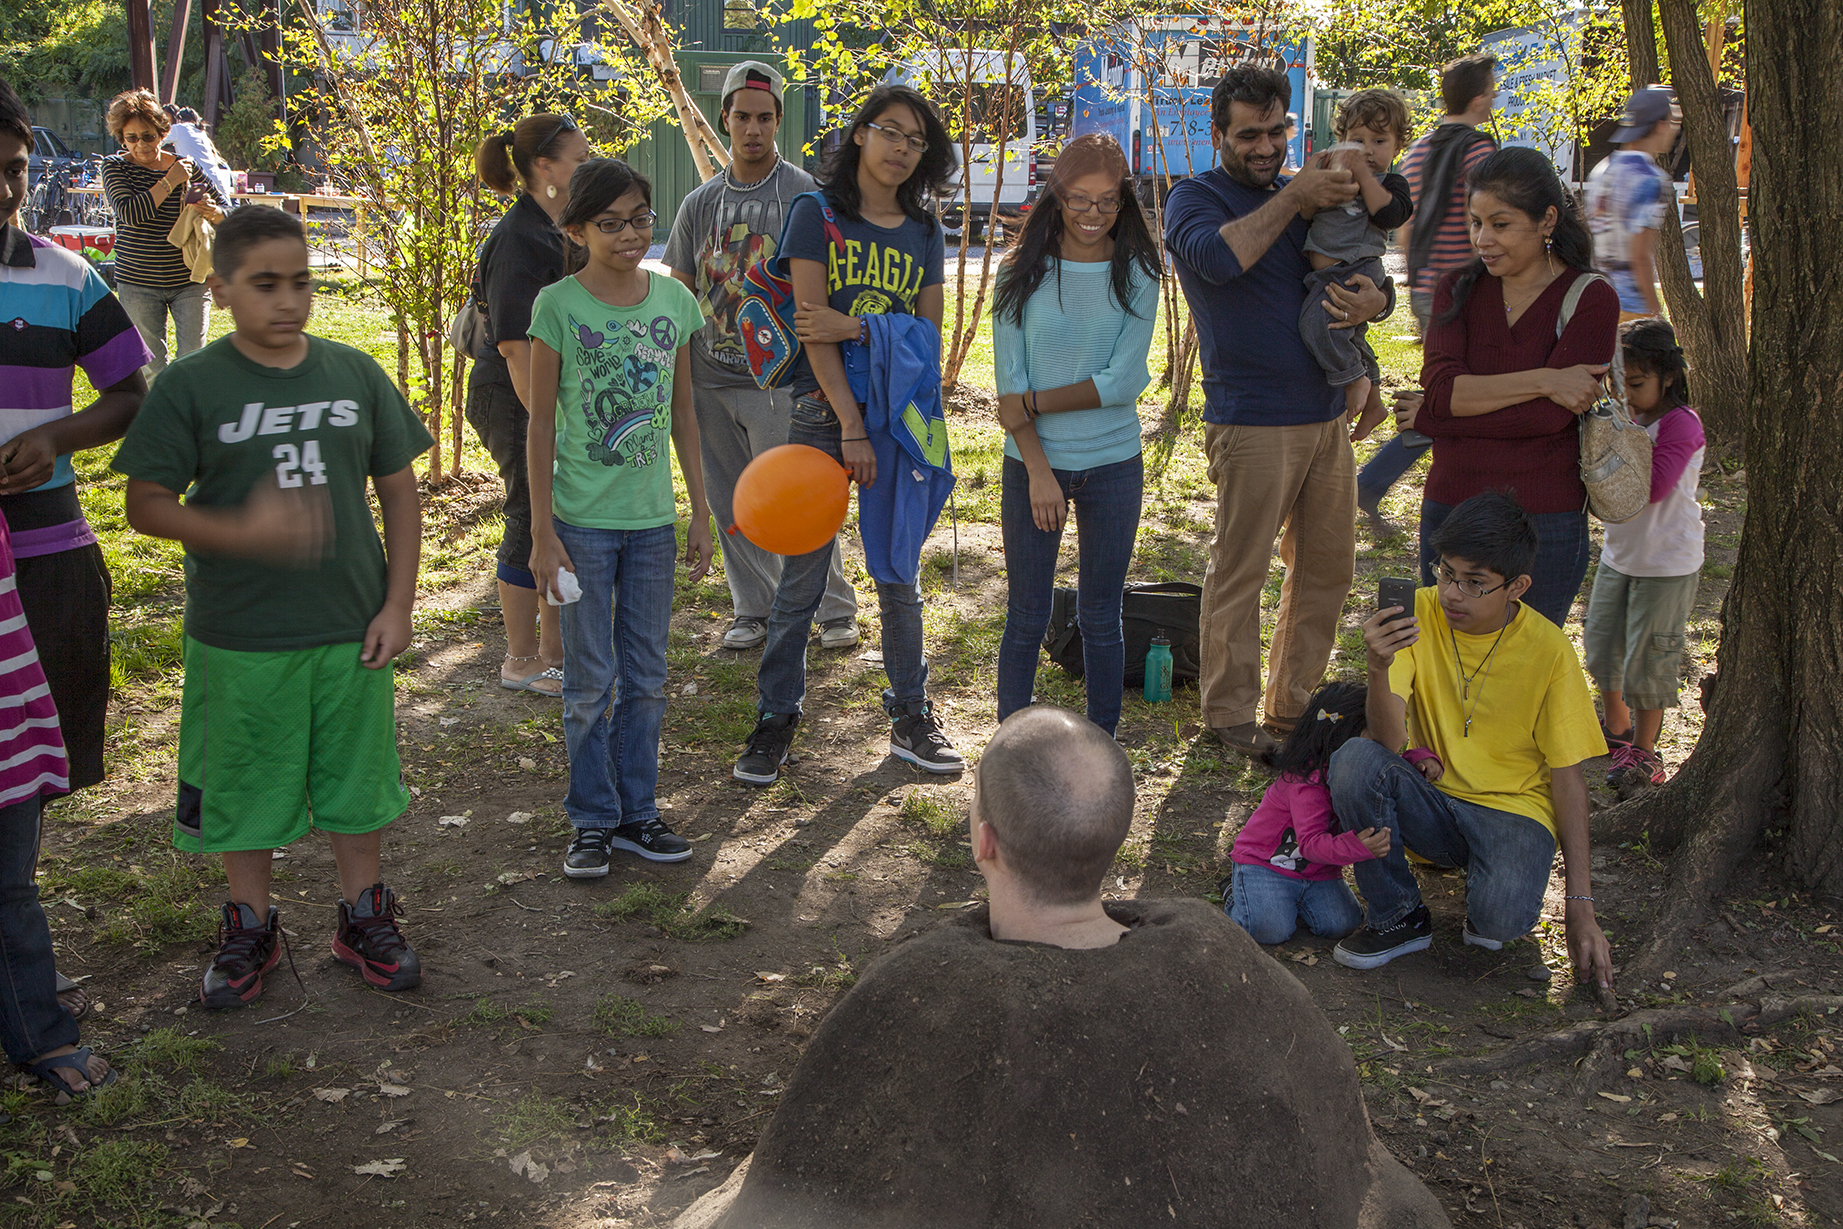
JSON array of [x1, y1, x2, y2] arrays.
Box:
[[115, 279, 209, 377], [759, 397, 927, 717], [1356, 433, 1432, 511], [997, 453, 1143, 735], [1327, 738, 1557, 939], [554, 519, 676, 830], [0, 796, 77, 1064], [1225, 861, 1364, 944], [1419, 498, 1590, 628]]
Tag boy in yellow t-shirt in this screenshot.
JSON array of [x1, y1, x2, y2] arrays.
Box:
[[1328, 492, 1613, 990]]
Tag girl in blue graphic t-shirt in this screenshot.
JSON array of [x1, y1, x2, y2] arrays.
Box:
[[732, 84, 963, 787]]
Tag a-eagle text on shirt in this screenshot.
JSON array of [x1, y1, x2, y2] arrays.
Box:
[[827, 240, 925, 310]]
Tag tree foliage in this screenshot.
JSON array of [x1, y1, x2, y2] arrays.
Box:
[[280, 0, 668, 480]]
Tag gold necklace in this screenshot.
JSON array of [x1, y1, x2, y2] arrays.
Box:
[[1503, 253, 1559, 319], [1450, 618, 1511, 738]]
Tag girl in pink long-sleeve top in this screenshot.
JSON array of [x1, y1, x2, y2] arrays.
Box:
[[1583, 319, 1706, 793], [1222, 681, 1439, 944]]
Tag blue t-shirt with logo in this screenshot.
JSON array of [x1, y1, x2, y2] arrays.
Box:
[[779, 194, 944, 399]]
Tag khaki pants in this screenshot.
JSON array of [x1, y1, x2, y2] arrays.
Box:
[[1200, 418, 1357, 729]]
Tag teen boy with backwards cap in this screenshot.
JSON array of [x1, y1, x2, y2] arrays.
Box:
[[664, 61, 859, 654], [1327, 490, 1614, 991]]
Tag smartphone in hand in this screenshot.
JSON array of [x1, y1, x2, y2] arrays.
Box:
[[1378, 576, 1416, 620], [184, 185, 205, 204]]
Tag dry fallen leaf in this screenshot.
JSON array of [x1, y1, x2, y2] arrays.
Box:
[[225, 1137, 250, 1149], [507, 1150, 549, 1184], [1597, 1092, 1632, 1103], [1798, 1088, 1843, 1105], [1661, 1054, 1693, 1073], [312, 1087, 351, 1103], [353, 1159, 406, 1178], [755, 972, 787, 983], [377, 1083, 412, 1097]]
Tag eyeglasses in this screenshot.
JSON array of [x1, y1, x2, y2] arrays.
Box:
[[536, 114, 579, 157], [1435, 563, 1511, 600], [864, 121, 927, 155], [589, 211, 656, 234], [1062, 193, 1122, 215], [121, 133, 163, 145]]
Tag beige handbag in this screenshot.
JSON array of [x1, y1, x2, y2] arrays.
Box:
[[1556, 273, 1652, 523]]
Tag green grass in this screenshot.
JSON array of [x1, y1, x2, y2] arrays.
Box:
[[592, 884, 747, 942], [459, 996, 554, 1026], [592, 993, 680, 1038]]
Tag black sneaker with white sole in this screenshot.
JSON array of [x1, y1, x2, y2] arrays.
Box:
[[1333, 904, 1433, 970], [1461, 918, 1507, 951], [889, 703, 964, 774], [734, 713, 799, 785], [610, 816, 693, 863], [565, 828, 615, 878]]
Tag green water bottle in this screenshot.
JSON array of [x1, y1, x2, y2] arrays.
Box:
[[1144, 631, 1173, 703]]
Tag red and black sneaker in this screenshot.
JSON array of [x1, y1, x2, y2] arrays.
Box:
[[332, 883, 422, 991], [201, 902, 282, 1009]]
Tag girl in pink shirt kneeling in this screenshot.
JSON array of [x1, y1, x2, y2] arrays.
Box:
[[1222, 680, 1438, 944]]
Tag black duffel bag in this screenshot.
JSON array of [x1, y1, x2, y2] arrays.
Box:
[[1044, 582, 1202, 686]]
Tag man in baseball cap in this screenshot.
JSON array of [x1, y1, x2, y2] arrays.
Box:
[[662, 62, 862, 654], [1588, 85, 1681, 317]]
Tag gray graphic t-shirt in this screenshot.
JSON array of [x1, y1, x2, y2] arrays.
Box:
[[662, 158, 816, 386]]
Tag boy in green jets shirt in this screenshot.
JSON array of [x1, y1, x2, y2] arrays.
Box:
[[112, 207, 433, 1009]]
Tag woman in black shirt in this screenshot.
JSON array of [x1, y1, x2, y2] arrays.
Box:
[[467, 114, 591, 695]]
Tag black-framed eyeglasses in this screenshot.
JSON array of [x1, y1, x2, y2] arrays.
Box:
[[536, 114, 579, 157], [865, 121, 927, 155], [589, 211, 656, 234], [1435, 563, 1510, 600], [1061, 192, 1122, 215]]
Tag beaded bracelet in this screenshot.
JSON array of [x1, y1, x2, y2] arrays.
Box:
[[1563, 894, 1594, 904]]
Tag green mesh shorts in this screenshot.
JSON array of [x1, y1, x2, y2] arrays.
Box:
[[175, 638, 409, 853]]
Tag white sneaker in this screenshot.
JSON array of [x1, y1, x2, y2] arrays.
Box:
[[722, 618, 767, 650], [818, 617, 860, 649]]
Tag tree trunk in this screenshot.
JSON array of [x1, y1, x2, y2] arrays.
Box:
[[1606, 0, 1843, 984], [1618, 0, 1748, 444]]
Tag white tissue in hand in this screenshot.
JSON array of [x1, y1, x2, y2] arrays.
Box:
[[547, 568, 582, 606]]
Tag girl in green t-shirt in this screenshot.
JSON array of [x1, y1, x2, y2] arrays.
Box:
[[526, 159, 714, 878]]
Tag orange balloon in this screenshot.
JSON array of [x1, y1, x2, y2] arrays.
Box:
[[730, 444, 850, 557]]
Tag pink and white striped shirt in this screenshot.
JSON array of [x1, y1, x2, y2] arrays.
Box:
[[0, 511, 68, 807]]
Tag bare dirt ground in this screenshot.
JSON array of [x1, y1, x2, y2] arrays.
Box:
[[10, 433, 1836, 1229]]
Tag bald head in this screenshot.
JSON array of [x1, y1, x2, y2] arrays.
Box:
[[974, 707, 1135, 906]]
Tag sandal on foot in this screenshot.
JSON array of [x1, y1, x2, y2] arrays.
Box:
[[55, 972, 90, 1022], [27, 1047, 117, 1100], [500, 665, 563, 696]]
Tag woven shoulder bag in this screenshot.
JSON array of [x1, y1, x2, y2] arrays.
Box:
[[1556, 273, 1653, 523]]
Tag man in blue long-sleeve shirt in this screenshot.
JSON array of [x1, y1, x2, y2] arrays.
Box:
[[1164, 65, 1389, 761]]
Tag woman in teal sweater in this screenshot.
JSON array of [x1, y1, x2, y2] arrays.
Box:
[[993, 134, 1160, 735]]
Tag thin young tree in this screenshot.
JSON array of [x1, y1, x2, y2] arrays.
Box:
[[283, 0, 664, 480]]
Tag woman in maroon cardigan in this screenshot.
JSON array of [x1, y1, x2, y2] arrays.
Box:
[[1413, 147, 1618, 627]]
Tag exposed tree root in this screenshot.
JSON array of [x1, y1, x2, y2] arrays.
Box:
[[1439, 975, 1843, 1100]]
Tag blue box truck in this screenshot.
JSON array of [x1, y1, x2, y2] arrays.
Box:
[[1071, 15, 1312, 192]]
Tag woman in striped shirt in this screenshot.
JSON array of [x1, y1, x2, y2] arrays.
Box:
[[0, 508, 115, 1098], [100, 89, 227, 375], [991, 134, 1161, 736]]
